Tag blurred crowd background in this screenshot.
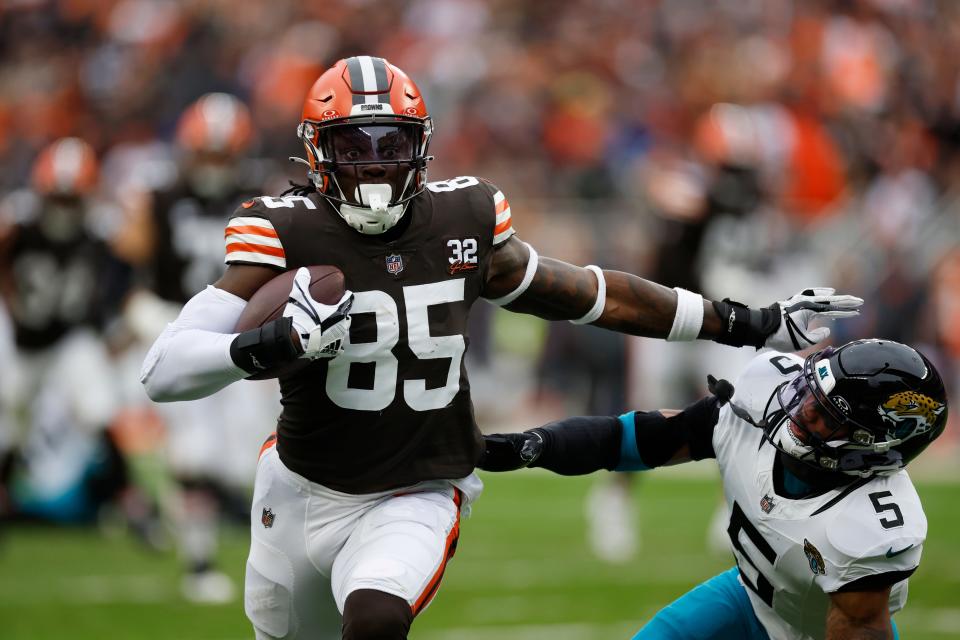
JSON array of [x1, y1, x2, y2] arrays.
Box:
[[1, 0, 958, 602]]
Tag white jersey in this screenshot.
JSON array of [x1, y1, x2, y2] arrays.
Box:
[[713, 352, 926, 640]]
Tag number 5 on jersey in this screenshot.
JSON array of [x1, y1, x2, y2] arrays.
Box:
[[325, 280, 465, 412]]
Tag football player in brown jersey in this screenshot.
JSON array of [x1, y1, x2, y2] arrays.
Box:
[[141, 56, 863, 640], [0, 138, 160, 541]]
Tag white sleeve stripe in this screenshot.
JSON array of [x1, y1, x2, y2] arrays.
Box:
[[493, 226, 516, 246], [495, 208, 511, 225], [227, 217, 277, 230], [570, 265, 606, 325], [493, 190, 505, 204], [225, 234, 284, 248], [487, 242, 537, 306], [667, 288, 704, 341], [224, 251, 286, 268]]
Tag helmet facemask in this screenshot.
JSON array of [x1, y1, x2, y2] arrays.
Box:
[[297, 116, 433, 234], [766, 353, 906, 477]]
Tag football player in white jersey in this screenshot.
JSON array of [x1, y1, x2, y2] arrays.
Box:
[[480, 339, 948, 640]]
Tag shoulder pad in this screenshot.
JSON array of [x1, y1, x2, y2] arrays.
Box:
[[424, 175, 487, 195], [224, 202, 287, 269], [234, 195, 319, 217], [426, 176, 516, 247], [824, 474, 925, 571], [728, 352, 802, 422]]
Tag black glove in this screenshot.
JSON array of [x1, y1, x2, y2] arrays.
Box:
[[478, 431, 544, 471]]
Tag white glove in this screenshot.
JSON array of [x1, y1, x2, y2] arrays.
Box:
[[283, 267, 354, 360], [764, 287, 863, 351]]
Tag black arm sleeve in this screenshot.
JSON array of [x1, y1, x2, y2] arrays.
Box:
[[529, 416, 622, 475], [618, 396, 720, 470], [646, 395, 720, 465], [615, 395, 719, 469], [524, 394, 721, 475]]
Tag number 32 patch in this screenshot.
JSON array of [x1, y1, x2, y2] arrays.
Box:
[[446, 237, 479, 275]]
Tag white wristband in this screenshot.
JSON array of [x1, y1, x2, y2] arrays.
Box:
[[487, 242, 539, 306], [570, 265, 606, 325], [667, 287, 704, 341]]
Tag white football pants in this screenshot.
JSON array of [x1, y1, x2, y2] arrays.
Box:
[[245, 441, 482, 639]]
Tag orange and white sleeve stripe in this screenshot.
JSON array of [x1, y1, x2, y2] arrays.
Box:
[[224, 216, 286, 268], [492, 190, 516, 246]]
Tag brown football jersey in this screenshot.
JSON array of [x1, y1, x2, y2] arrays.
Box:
[[224, 176, 517, 493]]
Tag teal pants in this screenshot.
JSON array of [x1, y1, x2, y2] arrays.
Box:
[[632, 567, 900, 640]]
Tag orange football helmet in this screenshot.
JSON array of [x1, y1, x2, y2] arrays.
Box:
[[31, 137, 99, 198], [295, 56, 433, 234], [175, 92, 254, 156]]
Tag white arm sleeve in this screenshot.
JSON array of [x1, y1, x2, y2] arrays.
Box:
[[140, 285, 249, 402]]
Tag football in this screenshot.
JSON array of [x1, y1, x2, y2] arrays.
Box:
[[234, 265, 346, 379]]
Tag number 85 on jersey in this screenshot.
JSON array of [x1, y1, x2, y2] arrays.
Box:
[[325, 280, 465, 413]]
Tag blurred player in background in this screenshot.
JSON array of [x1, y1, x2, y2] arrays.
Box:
[[119, 93, 279, 603], [141, 56, 861, 640], [481, 339, 947, 639], [0, 138, 142, 528]]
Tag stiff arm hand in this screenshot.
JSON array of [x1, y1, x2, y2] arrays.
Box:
[[713, 287, 863, 351], [764, 287, 863, 350]]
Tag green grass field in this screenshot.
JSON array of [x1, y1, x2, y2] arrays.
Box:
[[2, 471, 958, 639]]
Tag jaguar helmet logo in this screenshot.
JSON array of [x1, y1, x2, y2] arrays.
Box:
[[878, 391, 945, 438]]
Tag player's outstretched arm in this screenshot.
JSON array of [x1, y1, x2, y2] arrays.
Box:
[[483, 237, 863, 351], [479, 387, 725, 474], [825, 589, 894, 639]]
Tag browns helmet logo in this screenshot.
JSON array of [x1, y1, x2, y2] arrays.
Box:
[[879, 391, 945, 437], [803, 538, 825, 575], [261, 507, 276, 528]]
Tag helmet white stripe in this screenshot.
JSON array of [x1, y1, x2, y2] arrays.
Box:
[[199, 93, 239, 151], [357, 56, 380, 104]]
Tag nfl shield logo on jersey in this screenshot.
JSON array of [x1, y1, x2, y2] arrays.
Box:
[[760, 494, 775, 514], [385, 253, 404, 275], [804, 538, 826, 575], [261, 507, 276, 529]]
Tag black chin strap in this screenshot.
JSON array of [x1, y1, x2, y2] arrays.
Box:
[[707, 374, 771, 430]]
